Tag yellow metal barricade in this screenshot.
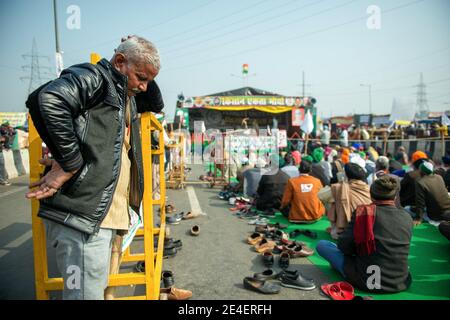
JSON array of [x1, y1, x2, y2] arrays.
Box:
[[28, 111, 166, 300], [167, 135, 185, 189]]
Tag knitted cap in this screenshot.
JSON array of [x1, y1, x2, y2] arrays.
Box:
[[345, 162, 366, 181], [419, 161, 434, 175], [370, 175, 398, 200]]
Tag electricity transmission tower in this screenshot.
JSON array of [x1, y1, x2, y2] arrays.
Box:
[[21, 38, 53, 96], [415, 72, 430, 120], [296, 70, 312, 97]]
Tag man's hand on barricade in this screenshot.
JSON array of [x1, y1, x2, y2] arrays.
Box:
[[26, 159, 78, 200]]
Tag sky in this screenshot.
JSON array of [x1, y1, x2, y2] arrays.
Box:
[[0, 0, 449, 120]]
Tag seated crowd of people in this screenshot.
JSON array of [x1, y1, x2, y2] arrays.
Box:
[[226, 142, 450, 294]]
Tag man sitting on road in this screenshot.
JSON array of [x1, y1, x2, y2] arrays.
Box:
[[255, 154, 290, 211], [317, 176, 413, 293], [412, 161, 450, 226], [281, 153, 299, 178], [243, 158, 268, 198], [400, 151, 429, 210], [327, 162, 372, 239], [280, 160, 325, 223]]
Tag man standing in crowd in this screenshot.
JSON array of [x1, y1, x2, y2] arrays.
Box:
[[26, 35, 161, 300], [361, 125, 370, 149], [320, 124, 331, 146], [340, 126, 349, 147]]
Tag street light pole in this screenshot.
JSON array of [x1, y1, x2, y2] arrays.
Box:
[[53, 0, 64, 76], [53, 0, 60, 53]]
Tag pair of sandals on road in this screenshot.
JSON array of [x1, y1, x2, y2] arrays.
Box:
[[321, 281, 373, 300], [289, 228, 318, 239]]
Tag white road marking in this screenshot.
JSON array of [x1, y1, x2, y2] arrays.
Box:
[[186, 186, 206, 216], [0, 230, 33, 258], [0, 186, 29, 199]]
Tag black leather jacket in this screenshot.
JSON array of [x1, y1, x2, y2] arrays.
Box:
[[26, 59, 163, 235]]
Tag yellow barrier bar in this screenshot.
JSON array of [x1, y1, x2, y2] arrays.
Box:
[[141, 113, 158, 299], [155, 118, 167, 299], [43, 273, 149, 291], [28, 115, 50, 300], [90, 53, 101, 64], [116, 295, 147, 300], [121, 252, 158, 263]]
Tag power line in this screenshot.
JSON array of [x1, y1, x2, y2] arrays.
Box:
[[313, 45, 450, 88], [162, 0, 334, 57], [155, 0, 271, 46], [159, 0, 317, 53], [164, 0, 425, 72], [63, 0, 220, 57], [165, 0, 357, 63], [317, 63, 450, 96]]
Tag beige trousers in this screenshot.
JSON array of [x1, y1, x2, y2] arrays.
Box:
[[104, 234, 124, 300]]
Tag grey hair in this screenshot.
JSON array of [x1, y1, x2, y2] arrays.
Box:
[[115, 35, 161, 70]]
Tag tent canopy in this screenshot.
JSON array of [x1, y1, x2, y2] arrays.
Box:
[[182, 87, 316, 114], [207, 86, 281, 97]]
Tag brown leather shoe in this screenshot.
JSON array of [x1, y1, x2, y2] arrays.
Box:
[[254, 239, 276, 253], [288, 244, 314, 258], [159, 287, 192, 300], [183, 211, 200, 220], [190, 225, 200, 236], [247, 232, 263, 245]]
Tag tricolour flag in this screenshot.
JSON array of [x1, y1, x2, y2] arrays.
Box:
[[242, 64, 249, 75]]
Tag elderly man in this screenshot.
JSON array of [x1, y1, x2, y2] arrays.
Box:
[[26, 36, 161, 300], [317, 176, 413, 293]]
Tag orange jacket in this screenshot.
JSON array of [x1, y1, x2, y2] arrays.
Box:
[[281, 174, 325, 222]]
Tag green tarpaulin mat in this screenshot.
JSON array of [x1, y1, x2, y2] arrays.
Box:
[[265, 213, 450, 300]]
